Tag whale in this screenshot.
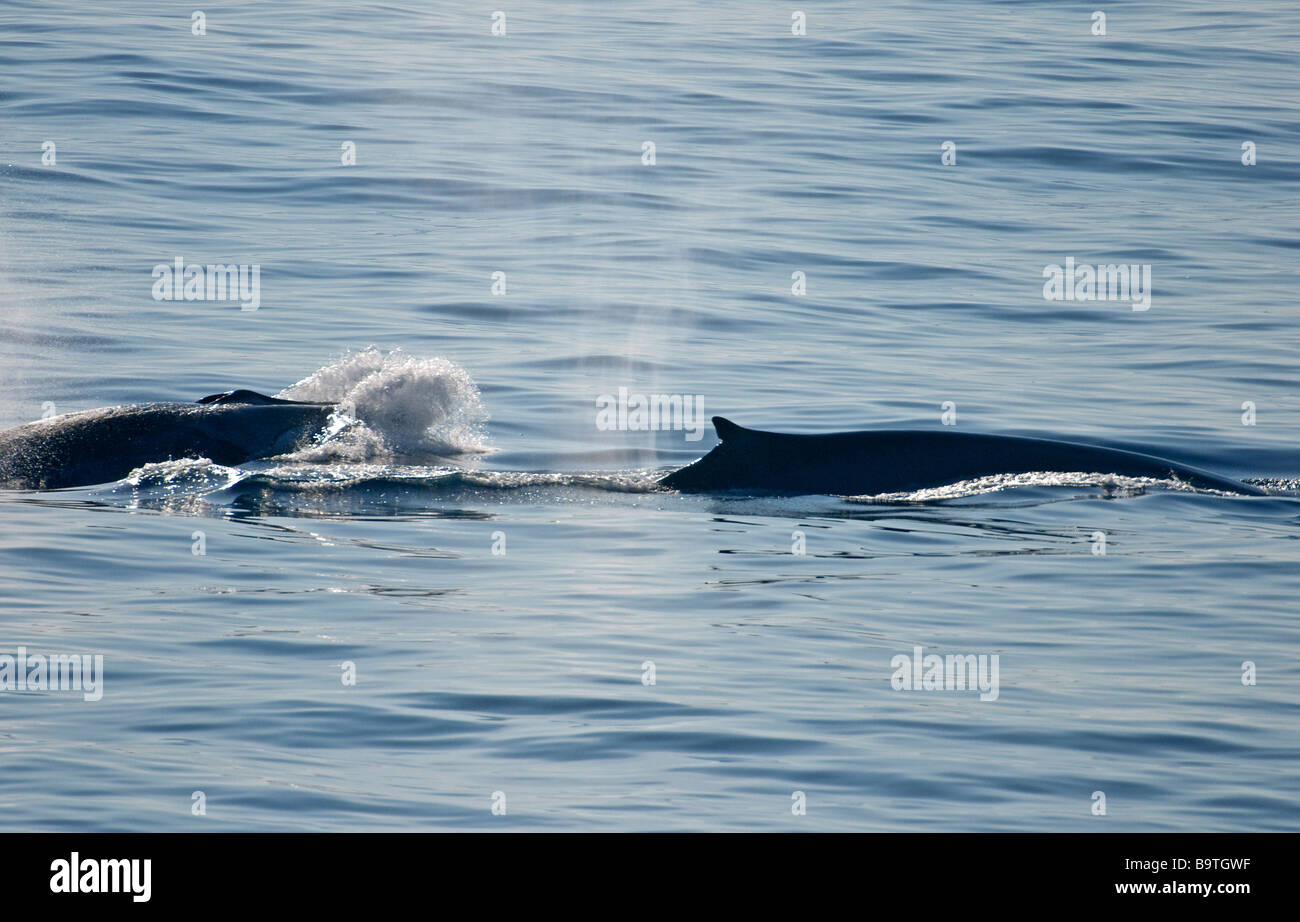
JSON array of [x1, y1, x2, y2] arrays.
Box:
[[659, 417, 1268, 497], [0, 390, 335, 490]]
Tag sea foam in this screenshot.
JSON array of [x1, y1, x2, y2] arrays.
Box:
[[276, 347, 488, 460]]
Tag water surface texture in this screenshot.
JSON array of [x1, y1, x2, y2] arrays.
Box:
[[2, 1, 1299, 830]]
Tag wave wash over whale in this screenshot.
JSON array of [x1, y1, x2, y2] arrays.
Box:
[[0, 390, 334, 490], [658, 417, 1267, 497]]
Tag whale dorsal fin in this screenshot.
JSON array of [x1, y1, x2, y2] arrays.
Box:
[[713, 417, 753, 442], [197, 389, 289, 406]]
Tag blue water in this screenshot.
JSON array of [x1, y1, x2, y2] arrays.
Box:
[[2, 1, 1299, 830]]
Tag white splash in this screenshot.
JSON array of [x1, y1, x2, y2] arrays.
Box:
[[120, 457, 243, 491], [276, 347, 488, 460], [849, 471, 1210, 503]]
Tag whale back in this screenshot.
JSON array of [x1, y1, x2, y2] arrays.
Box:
[[659, 417, 1266, 496], [197, 389, 317, 406], [0, 396, 336, 490]]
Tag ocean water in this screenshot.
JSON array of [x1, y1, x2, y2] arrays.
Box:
[[2, 0, 1299, 830]]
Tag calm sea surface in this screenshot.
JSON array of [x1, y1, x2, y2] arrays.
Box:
[[2, 1, 1299, 830]]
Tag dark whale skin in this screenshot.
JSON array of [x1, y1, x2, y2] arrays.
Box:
[[0, 391, 335, 490], [659, 417, 1267, 497]]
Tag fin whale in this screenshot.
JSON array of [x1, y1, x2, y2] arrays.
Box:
[[0, 390, 335, 490], [659, 417, 1267, 497]]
